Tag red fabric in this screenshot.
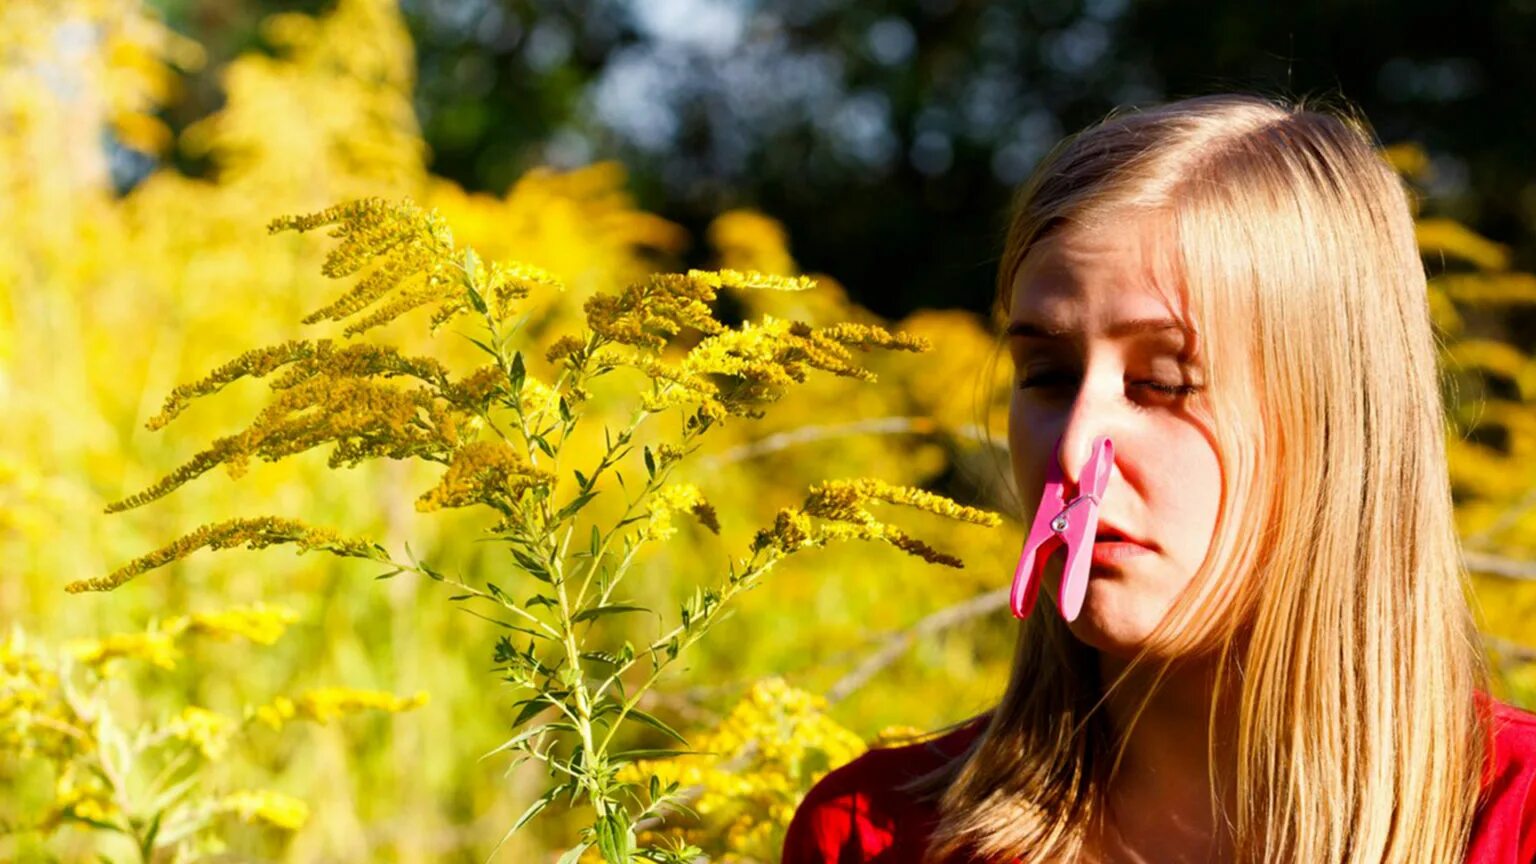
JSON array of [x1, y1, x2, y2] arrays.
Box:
[[782, 698, 1536, 863]]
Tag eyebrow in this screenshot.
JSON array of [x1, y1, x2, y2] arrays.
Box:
[[1006, 318, 1190, 341]]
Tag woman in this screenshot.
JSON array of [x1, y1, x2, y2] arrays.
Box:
[[781, 94, 1536, 863]]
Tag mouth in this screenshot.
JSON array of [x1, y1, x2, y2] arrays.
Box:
[[1094, 522, 1155, 549]]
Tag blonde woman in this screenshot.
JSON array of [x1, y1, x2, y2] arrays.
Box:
[[781, 94, 1536, 863]]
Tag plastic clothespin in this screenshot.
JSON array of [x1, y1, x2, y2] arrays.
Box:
[[1009, 435, 1114, 622]]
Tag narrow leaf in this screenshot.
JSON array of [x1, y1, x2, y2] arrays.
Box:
[[572, 603, 648, 624], [627, 708, 689, 746]]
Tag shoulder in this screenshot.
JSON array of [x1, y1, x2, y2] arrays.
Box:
[[1483, 697, 1536, 791], [1467, 696, 1536, 863], [780, 717, 986, 864]]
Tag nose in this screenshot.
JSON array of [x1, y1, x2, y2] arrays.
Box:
[[1055, 385, 1119, 493]]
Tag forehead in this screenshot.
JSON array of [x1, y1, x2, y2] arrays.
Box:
[[1007, 217, 1189, 329]]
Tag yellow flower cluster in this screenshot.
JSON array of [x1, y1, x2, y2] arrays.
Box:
[[268, 198, 466, 334], [270, 197, 565, 337], [253, 687, 428, 728], [685, 268, 818, 293], [218, 789, 311, 830], [68, 517, 375, 593], [586, 273, 729, 351], [169, 706, 235, 760], [71, 630, 181, 671], [752, 478, 1000, 568], [618, 677, 865, 860], [707, 210, 798, 277], [68, 603, 300, 670], [415, 438, 554, 513], [628, 313, 929, 423], [109, 369, 468, 517], [178, 603, 301, 645], [1, 637, 74, 760], [3, 607, 419, 851], [54, 762, 120, 827], [644, 483, 722, 541]]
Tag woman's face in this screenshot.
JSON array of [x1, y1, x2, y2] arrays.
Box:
[[1007, 214, 1223, 657]]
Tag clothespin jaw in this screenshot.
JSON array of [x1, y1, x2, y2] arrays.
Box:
[[1010, 435, 1114, 622]]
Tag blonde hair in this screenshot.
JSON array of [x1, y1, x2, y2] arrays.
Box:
[[911, 94, 1490, 863]]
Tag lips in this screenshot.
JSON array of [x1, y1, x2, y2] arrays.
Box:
[[1094, 520, 1156, 550]]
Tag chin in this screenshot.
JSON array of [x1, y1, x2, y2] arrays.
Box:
[[1054, 577, 1175, 660]]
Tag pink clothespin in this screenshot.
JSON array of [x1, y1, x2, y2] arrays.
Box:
[[1010, 435, 1114, 622]]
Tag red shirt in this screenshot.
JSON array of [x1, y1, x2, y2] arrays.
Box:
[[782, 699, 1536, 863]]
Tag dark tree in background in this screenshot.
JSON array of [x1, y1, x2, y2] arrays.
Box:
[[154, 0, 1536, 323]]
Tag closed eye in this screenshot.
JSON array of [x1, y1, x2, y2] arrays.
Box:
[[1133, 381, 1202, 397], [1016, 374, 1202, 398]]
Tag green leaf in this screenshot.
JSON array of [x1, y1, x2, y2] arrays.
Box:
[[555, 843, 592, 864], [626, 708, 689, 745], [644, 446, 656, 479], [556, 491, 599, 522], [491, 782, 572, 860], [580, 651, 626, 669], [572, 603, 649, 624], [574, 469, 589, 489], [558, 395, 572, 423], [530, 434, 556, 458], [509, 350, 526, 395], [139, 809, 163, 857], [462, 334, 499, 360], [508, 546, 552, 583], [610, 747, 701, 764], [594, 811, 633, 864], [481, 724, 552, 762], [511, 696, 553, 727]]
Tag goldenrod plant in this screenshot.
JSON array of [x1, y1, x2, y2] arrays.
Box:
[[0, 604, 424, 862], [615, 678, 867, 861], [75, 197, 1002, 862]]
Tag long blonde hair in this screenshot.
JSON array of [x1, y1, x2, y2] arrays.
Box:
[[911, 94, 1490, 863]]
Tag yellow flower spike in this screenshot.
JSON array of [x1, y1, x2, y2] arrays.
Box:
[[69, 631, 181, 671], [69, 517, 376, 593], [686, 268, 819, 293], [107, 373, 463, 515], [291, 687, 428, 724], [181, 604, 300, 645]]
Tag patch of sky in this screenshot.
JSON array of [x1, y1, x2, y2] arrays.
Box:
[[544, 127, 595, 169], [629, 0, 750, 58], [1377, 57, 1484, 103], [588, 46, 685, 153], [822, 89, 899, 173], [962, 70, 1022, 142], [1084, 0, 1129, 22], [991, 109, 1060, 184], [910, 130, 954, 176], [1042, 19, 1109, 77], [866, 16, 917, 67], [524, 19, 574, 72]]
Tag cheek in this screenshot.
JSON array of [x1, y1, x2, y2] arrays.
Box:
[[1150, 429, 1223, 564], [1007, 396, 1052, 507]]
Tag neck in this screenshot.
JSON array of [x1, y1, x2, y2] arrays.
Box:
[[1087, 651, 1238, 864]]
